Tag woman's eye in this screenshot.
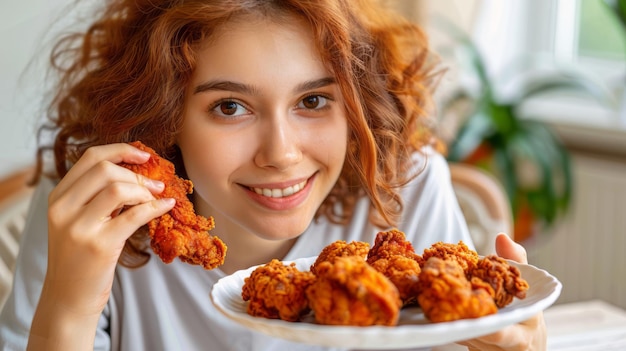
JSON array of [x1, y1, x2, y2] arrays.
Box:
[[212, 100, 249, 117], [298, 95, 329, 110]]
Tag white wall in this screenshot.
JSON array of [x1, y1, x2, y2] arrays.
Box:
[[0, 0, 99, 179], [527, 153, 626, 309], [1, 1, 56, 178]]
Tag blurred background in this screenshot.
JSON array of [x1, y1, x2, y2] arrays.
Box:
[[1, 0, 625, 313], [397, 0, 626, 312]]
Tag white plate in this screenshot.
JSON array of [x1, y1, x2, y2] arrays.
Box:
[[211, 256, 562, 349]]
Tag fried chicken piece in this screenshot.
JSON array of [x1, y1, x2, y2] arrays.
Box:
[[417, 257, 497, 323], [121, 141, 227, 269], [310, 240, 370, 276], [469, 255, 529, 308], [366, 229, 423, 265], [242, 259, 316, 322], [368, 255, 421, 306], [306, 256, 401, 326], [366, 230, 423, 306], [421, 241, 479, 274]]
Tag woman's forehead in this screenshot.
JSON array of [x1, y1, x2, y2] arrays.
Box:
[[189, 16, 333, 94], [201, 11, 314, 47]]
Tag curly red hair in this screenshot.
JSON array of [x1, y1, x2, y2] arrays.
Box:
[[37, 0, 441, 265]]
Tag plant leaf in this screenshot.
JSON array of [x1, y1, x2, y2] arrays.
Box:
[[507, 130, 559, 224], [447, 111, 493, 161], [518, 73, 617, 107], [521, 120, 573, 212], [487, 102, 518, 137], [603, 0, 626, 31], [432, 15, 492, 90]]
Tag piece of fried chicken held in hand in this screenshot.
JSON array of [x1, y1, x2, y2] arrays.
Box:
[[121, 141, 227, 269], [418, 257, 497, 323], [306, 256, 401, 326], [242, 259, 316, 322]]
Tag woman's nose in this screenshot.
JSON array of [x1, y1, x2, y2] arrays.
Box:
[[254, 115, 303, 170]]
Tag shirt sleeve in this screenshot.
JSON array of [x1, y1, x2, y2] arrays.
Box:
[[0, 178, 111, 350]]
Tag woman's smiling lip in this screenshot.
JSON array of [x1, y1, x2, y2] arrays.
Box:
[[239, 174, 317, 211]]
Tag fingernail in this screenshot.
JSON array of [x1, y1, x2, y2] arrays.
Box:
[[147, 179, 164, 191], [161, 198, 176, 207], [137, 150, 151, 159]]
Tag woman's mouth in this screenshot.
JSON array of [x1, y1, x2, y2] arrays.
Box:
[[242, 175, 315, 211], [250, 180, 308, 198]]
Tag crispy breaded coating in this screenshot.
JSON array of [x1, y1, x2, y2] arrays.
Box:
[[368, 255, 421, 306], [418, 257, 497, 323], [421, 241, 479, 273], [306, 256, 401, 326], [242, 259, 316, 322], [366, 229, 423, 265], [365, 230, 423, 306], [310, 240, 370, 276], [121, 141, 227, 269], [469, 255, 530, 308]]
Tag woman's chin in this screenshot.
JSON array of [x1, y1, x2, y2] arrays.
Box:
[[251, 223, 309, 242]]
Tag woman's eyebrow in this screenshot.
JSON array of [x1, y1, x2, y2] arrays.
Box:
[[193, 77, 337, 95], [193, 80, 259, 95], [294, 77, 337, 93]]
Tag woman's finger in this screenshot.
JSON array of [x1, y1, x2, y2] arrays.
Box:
[[102, 198, 175, 245], [495, 233, 528, 264], [51, 160, 164, 220], [75, 181, 161, 224], [51, 143, 151, 199]]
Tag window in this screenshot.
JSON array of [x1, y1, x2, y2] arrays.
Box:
[[470, 0, 626, 133], [573, 0, 625, 61]]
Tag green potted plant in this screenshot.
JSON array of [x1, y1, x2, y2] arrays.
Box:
[[439, 28, 614, 242]]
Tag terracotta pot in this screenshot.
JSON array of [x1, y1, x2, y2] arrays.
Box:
[[513, 202, 536, 243]]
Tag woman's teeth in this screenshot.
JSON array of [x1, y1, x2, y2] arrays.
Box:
[[252, 180, 307, 198]]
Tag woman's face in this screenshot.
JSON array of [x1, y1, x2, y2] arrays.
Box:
[[178, 16, 348, 241]]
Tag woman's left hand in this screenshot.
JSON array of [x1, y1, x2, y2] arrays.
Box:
[[457, 233, 547, 351]]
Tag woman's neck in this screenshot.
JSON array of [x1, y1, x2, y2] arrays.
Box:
[[219, 230, 298, 275], [210, 218, 298, 275]]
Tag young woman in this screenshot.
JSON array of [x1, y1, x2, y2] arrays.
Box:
[[0, 0, 545, 350]]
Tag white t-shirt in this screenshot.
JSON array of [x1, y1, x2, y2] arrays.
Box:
[[0, 150, 472, 351]]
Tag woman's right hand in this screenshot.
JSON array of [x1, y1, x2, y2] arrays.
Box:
[[28, 143, 176, 350]]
